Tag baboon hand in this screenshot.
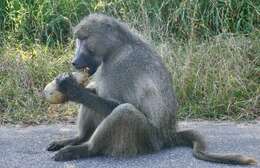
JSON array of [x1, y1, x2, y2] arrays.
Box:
[[55, 73, 81, 101]]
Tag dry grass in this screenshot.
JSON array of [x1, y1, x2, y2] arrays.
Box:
[[0, 41, 78, 124], [160, 33, 260, 120], [0, 32, 259, 124]]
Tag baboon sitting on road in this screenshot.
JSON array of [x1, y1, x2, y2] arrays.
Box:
[[47, 14, 257, 165]]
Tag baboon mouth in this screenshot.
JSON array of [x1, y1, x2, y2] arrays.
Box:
[[78, 67, 90, 73], [84, 67, 90, 72], [76, 65, 98, 76]]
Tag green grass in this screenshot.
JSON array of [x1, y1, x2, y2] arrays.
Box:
[[0, 0, 259, 124], [1, 0, 259, 44]]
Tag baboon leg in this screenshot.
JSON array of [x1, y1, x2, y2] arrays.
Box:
[[76, 105, 106, 140], [47, 105, 105, 151], [53, 103, 160, 161]]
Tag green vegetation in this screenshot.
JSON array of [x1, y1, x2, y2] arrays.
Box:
[[0, 0, 259, 124]]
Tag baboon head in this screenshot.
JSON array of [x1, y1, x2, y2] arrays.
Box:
[[72, 14, 126, 75]]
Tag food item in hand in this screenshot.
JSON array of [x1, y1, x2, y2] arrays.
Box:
[[43, 72, 88, 104]]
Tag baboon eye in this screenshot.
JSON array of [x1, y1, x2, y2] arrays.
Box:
[[77, 35, 88, 41]]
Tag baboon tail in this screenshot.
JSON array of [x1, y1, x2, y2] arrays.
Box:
[[175, 130, 257, 165]]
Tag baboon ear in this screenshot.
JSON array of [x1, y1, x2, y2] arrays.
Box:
[[73, 26, 88, 39], [72, 26, 78, 38]]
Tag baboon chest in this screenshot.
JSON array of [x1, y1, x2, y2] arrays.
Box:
[[96, 73, 126, 102], [95, 66, 135, 103]]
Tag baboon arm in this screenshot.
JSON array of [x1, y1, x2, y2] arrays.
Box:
[[56, 73, 119, 115], [69, 88, 119, 115]]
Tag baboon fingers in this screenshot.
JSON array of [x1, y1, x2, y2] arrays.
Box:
[[47, 141, 66, 151], [55, 73, 80, 94]]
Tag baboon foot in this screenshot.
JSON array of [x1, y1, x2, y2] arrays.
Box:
[[47, 141, 67, 151], [47, 137, 85, 151], [53, 144, 91, 161]]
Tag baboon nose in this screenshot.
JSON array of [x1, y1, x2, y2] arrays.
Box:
[[72, 61, 79, 68]]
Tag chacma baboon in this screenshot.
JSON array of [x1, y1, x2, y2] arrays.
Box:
[[47, 14, 257, 165]]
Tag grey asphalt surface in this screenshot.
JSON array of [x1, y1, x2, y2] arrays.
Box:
[[0, 121, 259, 168]]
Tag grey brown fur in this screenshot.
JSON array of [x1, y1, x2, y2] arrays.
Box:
[[47, 14, 257, 165]]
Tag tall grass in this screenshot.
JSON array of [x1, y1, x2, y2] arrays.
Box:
[[162, 33, 260, 119], [1, 0, 259, 44], [0, 0, 259, 124]]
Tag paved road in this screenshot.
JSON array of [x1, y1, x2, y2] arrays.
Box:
[[0, 121, 259, 168]]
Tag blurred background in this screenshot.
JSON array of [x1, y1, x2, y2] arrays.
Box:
[[0, 0, 259, 124]]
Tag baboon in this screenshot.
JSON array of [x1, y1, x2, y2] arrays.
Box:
[[47, 14, 257, 165]]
